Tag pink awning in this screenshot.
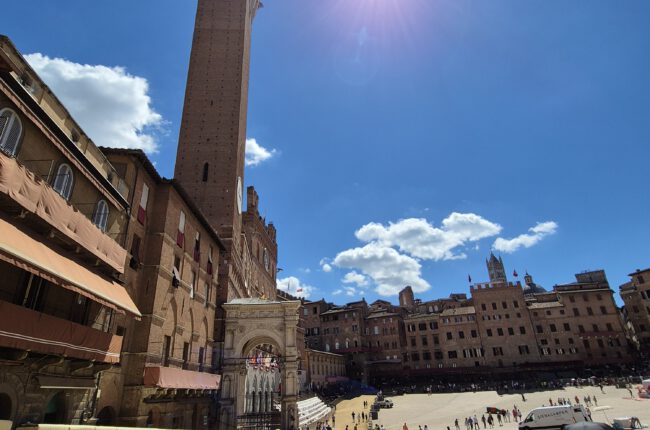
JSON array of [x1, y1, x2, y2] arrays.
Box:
[[0, 152, 127, 273], [143, 366, 220, 390]]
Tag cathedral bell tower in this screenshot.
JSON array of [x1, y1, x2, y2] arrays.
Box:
[[174, 0, 262, 301], [486, 252, 507, 284]]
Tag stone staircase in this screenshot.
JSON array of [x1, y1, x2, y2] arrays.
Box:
[[297, 395, 331, 427]]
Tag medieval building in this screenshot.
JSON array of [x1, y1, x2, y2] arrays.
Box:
[[303, 257, 637, 386]]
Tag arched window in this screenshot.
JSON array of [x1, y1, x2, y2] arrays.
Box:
[[52, 163, 74, 200], [202, 163, 209, 182], [335, 341, 340, 350], [0, 108, 23, 157], [93, 200, 109, 231]]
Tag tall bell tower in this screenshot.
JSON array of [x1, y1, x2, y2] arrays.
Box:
[[174, 0, 261, 300]]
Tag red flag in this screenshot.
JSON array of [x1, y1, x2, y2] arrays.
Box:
[[297, 288, 303, 292], [513, 270, 518, 277]]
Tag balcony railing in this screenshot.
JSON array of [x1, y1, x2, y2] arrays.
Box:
[[0, 300, 123, 363]]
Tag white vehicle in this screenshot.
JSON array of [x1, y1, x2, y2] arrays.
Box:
[[519, 405, 592, 430]]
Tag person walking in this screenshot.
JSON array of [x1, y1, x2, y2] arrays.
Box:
[[455, 418, 460, 430], [482, 415, 487, 429], [593, 395, 598, 406]]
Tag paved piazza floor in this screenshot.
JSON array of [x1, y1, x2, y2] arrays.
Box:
[[330, 385, 648, 430]]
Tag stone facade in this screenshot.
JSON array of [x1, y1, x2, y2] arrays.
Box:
[[300, 258, 637, 384], [620, 268, 650, 350]]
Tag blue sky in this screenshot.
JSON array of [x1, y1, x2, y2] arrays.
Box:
[[3, 1, 650, 304]]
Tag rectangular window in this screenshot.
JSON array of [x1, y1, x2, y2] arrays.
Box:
[[492, 347, 503, 356], [592, 324, 599, 332], [600, 305, 607, 315], [513, 300, 519, 308], [459, 331, 465, 339], [410, 337, 416, 347], [448, 351, 458, 359], [471, 329, 477, 338], [198, 347, 205, 372], [519, 326, 526, 335], [606, 323, 613, 331], [190, 270, 196, 298], [433, 335, 439, 345], [573, 308, 580, 316], [502, 301, 507, 309], [162, 335, 171, 367], [446, 332, 453, 340], [411, 352, 420, 361], [550, 324, 557, 332], [207, 246, 213, 275], [419, 323, 427, 331], [578, 325, 585, 333], [137, 183, 149, 224], [486, 329, 493, 337], [182, 342, 190, 369], [422, 336, 428, 346], [430, 321, 439, 330], [564, 323, 571, 331], [492, 302, 497, 310], [434, 351, 443, 360], [536, 325, 543, 334], [177, 211, 186, 247], [130, 234, 142, 263], [193, 232, 201, 262], [497, 328, 504, 336], [508, 327, 514, 336], [587, 307, 594, 316]]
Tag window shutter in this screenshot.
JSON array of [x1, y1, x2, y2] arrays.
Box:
[[177, 211, 186, 247], [137, 184, 149, 224]]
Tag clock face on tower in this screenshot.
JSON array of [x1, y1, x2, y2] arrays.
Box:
[[236, 176, 243, 214]]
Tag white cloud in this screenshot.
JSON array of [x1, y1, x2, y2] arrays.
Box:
[[245, 138, 277, 166], [333, 243, 429, 296], [493, 221, 558, 253], [342, 286, 359, 297], [276, 276, 315, 299], [319, 258, 333, 273], [333, 286, 360, 297], [355, 213, 502, 261], [342, 271, 369, 287], [25, 53, 163, 153]]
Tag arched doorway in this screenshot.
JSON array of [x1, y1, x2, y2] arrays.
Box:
[[0, 393, 12, 420], [43, 391, 66, 424], [96, 406, 116, 426]]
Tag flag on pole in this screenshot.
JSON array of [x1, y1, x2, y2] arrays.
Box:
[[468, 274, 472, 283], [513, 270, 518, 277]]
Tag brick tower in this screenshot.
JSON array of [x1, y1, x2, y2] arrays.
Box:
[[174, 0, 261, 301]]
